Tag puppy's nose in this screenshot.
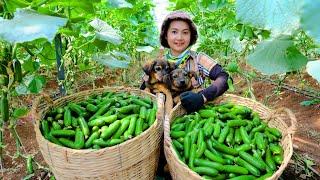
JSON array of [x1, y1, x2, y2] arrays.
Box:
[[180, 80, 185, 85]]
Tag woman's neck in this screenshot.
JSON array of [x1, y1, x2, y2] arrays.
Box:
[[170, 49, 182, 57], [170, 47, 191, 57]]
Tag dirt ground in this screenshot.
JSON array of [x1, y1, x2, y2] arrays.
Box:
[[1, 74, 320, 179]]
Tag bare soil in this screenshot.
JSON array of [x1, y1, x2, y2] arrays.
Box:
[[1, 72, 320, 179]]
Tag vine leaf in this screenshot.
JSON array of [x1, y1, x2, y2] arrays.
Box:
[[136, 46, 154, 53], [306, 60, 320, 82], [0, 9, 67, 44], [15, 75, 46, 95], [45, 0, 95, 13], [13, 108, 28, 119], [175, 0, 193, 10], [4, 0, 30, 13], [107, 0, 133, 9], [301, 0, 320, 45], [236, 0, 302, 36], [89, 18, 122, 45], [92, 53, 129, 68], [111, 51, 131, 61], [248, 36, 308, 75]]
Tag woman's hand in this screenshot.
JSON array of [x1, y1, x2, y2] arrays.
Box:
[[180, 91, 205, 113]]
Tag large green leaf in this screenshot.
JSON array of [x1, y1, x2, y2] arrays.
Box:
[[0, 9, 67, 44], [175, 0, 194, 10], [107, 0, 133, 9], [89, 18, 122, 45], [13, 107, 28, 119], [5, 0, 30, 13], [45, 0, 94, 13], [15, 75, 46, 95], [136, 46, 154, 53], [111, 51, 131, 61], [248, 37, 308, 75], [28, 75, 46, 93], [36, 42, 56, 66], [92, 53, 129, 68], [218, 29, 239, 42], [301, 0, 320, 45], [22, 59, 40, 73], [306, 60, 320, 82], [236, 0, 302, 36], [202, 0, 228, 12]]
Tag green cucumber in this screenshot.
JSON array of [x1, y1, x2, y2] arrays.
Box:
[[78, 117, 90, 139]]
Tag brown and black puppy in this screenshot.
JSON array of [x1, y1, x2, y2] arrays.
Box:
[[143, 59, 175, 90], [164, 68, 197, 104], [142, 59, 176, 113]]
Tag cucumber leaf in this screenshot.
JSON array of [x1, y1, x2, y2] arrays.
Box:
[[248, 36, 308, 75], [15, 75, 46, 95], [136, 46, 154, 53], [92, 53, 129, 68], [45, 0, 94, 13], [301, 0, 320, 44], [236, 0, 302, 36], [0, 9, 67, 44], [306, 60, 320, 82], [107, 0, 133, 9], [89, 18, 122, 45]]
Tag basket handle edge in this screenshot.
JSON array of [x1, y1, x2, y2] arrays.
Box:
[[274, 107, 297, 136], [30, 93, 54, 123]]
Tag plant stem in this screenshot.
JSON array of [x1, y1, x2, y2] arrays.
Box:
[[0, 118, 3, 162], [8, 124, 23, 157]]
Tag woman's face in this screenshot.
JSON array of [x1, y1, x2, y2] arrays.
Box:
[[166, 20, 191, 56]]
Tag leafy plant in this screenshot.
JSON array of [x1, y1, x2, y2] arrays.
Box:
[[300, 99, 320, 106], [0, 0, 158, 177], [169, 0, 320, 103], [0, 7, 67, 177], [236, 0, 320, 82], [292, 152, 320, 179]]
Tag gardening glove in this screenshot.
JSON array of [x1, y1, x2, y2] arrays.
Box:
[[180, 91, 204, 113]]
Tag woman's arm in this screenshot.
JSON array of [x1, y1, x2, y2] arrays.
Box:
[[201, 64, 229, 101], [180, 54, 230, 113]]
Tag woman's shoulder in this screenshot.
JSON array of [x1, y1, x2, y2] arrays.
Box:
[[190, 51, 217, 66]]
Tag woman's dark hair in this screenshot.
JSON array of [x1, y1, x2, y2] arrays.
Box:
[[160, 11, 198, 48]]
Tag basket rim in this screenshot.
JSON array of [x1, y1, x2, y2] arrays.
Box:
[[35, 117, 160, 153], [164, 93, 294, 180]]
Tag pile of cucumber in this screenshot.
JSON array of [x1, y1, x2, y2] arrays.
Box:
[[40, 91, 157, 150], [170, 103, 284, 180]]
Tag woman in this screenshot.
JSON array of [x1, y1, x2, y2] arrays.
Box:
[[142, 10, 230, 113]]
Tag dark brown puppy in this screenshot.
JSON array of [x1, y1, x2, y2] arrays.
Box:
[[142, 59, 176, 113], [143, 59, 175, 90], [164, 68, 197, 104]]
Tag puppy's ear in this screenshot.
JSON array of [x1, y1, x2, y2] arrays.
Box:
[[143, 61, 155, 75], [157, 48, 165, 59], [188, 71, 197, 79], [168, 62, 177, 71], [163, 74, 172, 89]]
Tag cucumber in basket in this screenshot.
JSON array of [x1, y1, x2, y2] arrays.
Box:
[[40, 91, 157, 150], [170, 103, 283, 179]]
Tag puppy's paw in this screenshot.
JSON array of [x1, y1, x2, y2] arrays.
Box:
[[153, 89, 161, 93], [173, 96, 180, 104], [144, 88, 151, 93]]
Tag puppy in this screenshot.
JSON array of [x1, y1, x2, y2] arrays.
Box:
[[164, 68, 197, 104], [142, 59, 176, 113]]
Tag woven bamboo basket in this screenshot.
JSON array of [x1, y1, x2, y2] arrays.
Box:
[[32, 87, 165, 180], [164, 94, 296, 180]]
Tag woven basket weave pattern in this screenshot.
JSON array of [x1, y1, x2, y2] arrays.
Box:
[[164, 94, 296, 180], [33, 87, 164, 180]]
